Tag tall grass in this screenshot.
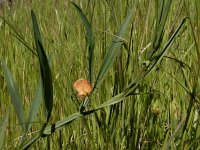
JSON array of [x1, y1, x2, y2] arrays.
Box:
[[0, 0, 199, 149]]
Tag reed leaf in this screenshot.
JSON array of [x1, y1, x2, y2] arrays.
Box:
[[72, 2, 95, 83], [150, 0, 172, 59], [1, 61, 26, 132], [31, 10, 53, 122], [94, 9, 134, 89], [26, 79, 43, 131]]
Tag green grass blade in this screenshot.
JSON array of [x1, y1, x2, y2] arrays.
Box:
[[19, 134, 40, 150], [1, 61, 26, 132], [94, 9, 134, 89], [19, 79, 43, 144], [0, 110, 9, 149], [19, 123, 47, 150], [35, 81, 138, 136], [19, 113, 82, 148], [72, 2, 95, 83], [31, 10, 42, 48], [43, 113, 82, 135], [150, 0, 172, 58], [165, 71, 191, 94], [148, 17, 187, 73], [25, 73, 150, 138], [125, 18, 187, 97], [31, 10, 53, 122], [27, 56, 52, 132], [0, 17, 37, 56], [10, 32, 37, 56], [103, 17, 187, 110], [44, 93, 135, 135], [93, 93, 126, 110], [43, 93, 133, 136], [0, 16, 24, 43], [27, 79, 43, 131]]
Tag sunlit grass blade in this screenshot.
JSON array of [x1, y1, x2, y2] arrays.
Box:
[[94, 9, 134, 89], [72, 2, 95, 83], [0, 110, 9, 149], [1, 61, 26, 132], [31, 10, 53, 122]]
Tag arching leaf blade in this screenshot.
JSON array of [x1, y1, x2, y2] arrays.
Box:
[[31, 10, 53, 122], [72, 2, 95, 83]]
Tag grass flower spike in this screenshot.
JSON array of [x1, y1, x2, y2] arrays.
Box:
[[73, 79, 93, 98]]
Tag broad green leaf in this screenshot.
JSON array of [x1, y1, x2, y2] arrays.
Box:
[[0, 110, 9, 149], [72, 2, 95, 83], [1, 61, 26, 132], [94, 9, 134, 89], [31, 10, 53, 122]]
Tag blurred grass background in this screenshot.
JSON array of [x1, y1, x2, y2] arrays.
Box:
[[0, 0, 200, 149]]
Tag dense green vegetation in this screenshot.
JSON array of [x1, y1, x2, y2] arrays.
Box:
[[0, 0, 200, 149]]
